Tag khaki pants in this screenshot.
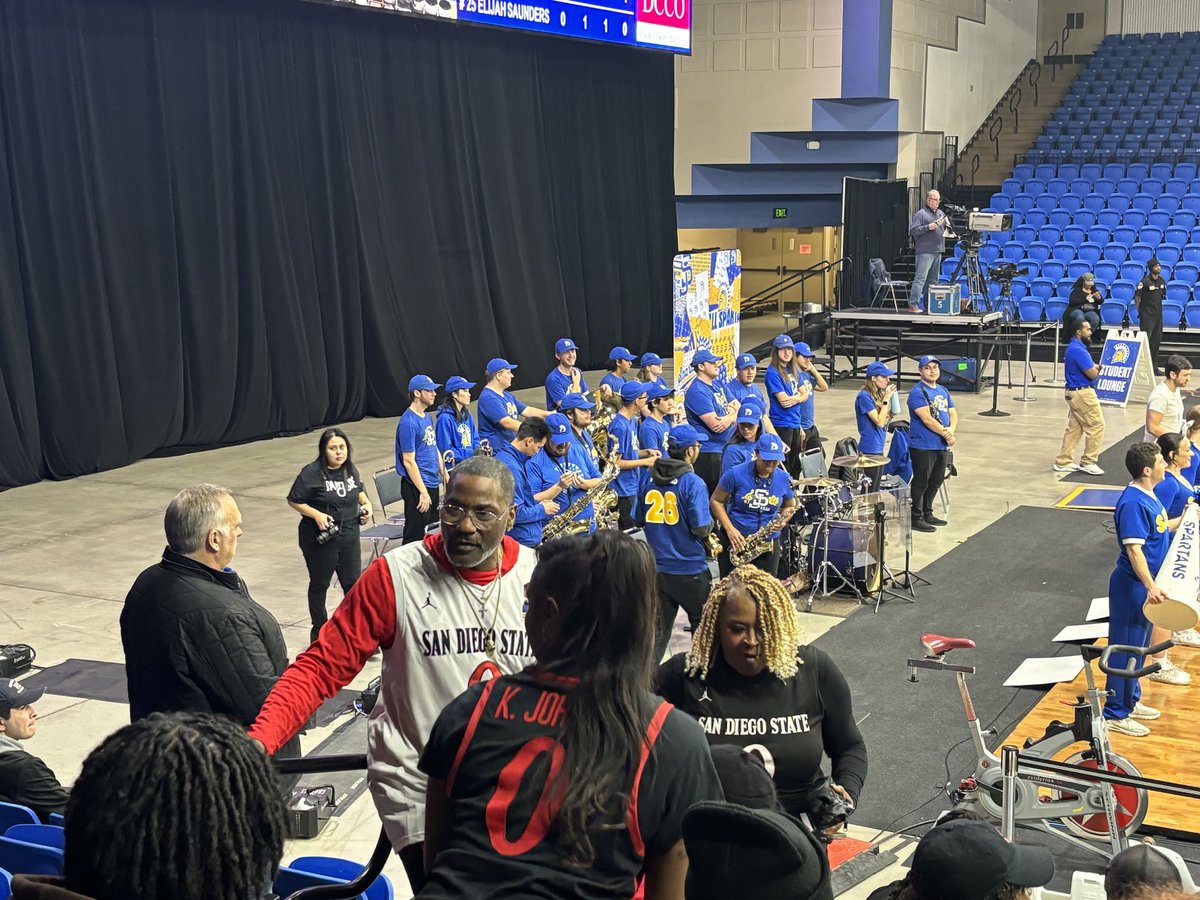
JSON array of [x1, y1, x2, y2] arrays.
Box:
[[1055, 387, 1105, 466]]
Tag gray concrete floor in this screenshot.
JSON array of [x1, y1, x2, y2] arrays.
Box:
[[0, 314, 1152, 896]]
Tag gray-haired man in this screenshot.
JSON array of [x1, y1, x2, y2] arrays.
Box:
[[907, 190, 949, 313]]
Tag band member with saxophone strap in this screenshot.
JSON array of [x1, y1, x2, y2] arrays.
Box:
[[529, 413, 604, 538], [639, 382, 676, 456], [478, 357, 550, 451], [611, 381, 662, 530], [496, 418, 558, 548], [435, 376, 480, 469], [561, 393, 600, 462], [710, 433, 795, 577], [544, 337, 589, 410], [635, 424, 716, 664], [685, 349, 739, 495]]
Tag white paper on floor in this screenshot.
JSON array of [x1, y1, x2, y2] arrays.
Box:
[[1004, 655, 1085, 687], [1052, 623, 1109, 642], [1086, 596, 1109, 621]]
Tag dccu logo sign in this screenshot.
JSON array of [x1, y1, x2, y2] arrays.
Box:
[[636, 0, 690, 50]]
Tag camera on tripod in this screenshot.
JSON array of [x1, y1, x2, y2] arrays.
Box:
[[988, 262, 1029, 282]]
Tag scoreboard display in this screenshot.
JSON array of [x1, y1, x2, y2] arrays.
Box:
[[312, 0, 690, 53]]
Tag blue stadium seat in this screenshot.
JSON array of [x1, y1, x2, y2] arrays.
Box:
[[1175, 262, 1200, 284], [1147, 210, 1173, 230], [1100, 301, 1127, 325], [1077, 242, 1103, 265], [1165, 225, 1191, 246], [1166, 178, 1189, 196], [1139, 226, 1164, 245], [940, 259, 958, 280], [1120, 261, 1146, 281], [1036, 194, 1059, 213], [286, 856, 395, 900], [1081, 163, 1103, 179], [1094, 261, 1120, 284], [1060, 163, 1081, 179], [1065, 224, 1088, 245], [1159, 194, 1183, 213], [1122, 209, 1148, 229], [1026, 241, 1052, 264], [1082, 193, 1106, 213], [1130, 243, 1156, 265], [1058, 193, 1083, 214], [1046, 178, 1068, 196], [1102, 163, 1125, 180], [1020, 261, 1041, 280], [1013, 225, 1037, 245], [1012, 163, 1035, 181], [1093, 178, 1116, 196], [0, 805, 37, 835], [1185, 243, 1200, 264], [1040, 260, 1066, 281], [1056, 278, 1075, 299], [3, 825, 64, 851], [1069, 178, 1092, 195], [1, 865, 10, 900], [1009, 280, 1029, 302], [979, 244, 1001, 266], [1175, 211, 1198, 231], [1103, 244, 1129, 264], [991, 194, 1014, 212], [1025, 209, 1050, 228], [1178, 163, 1197, 180], [1164, 302, 1185, 327], [1017, 297, 1044, 322], [1116, 177, 1140, 196], [1107, 193, 1132, 213], [1045, 297, 1069, 321], [1067, 260, 1091, 279], [1012, 193, 1036, 213], [1151, 163, 1174, 180], [1186, 302, 1200, 328], [1001, 178, 1023, 197], [1051, 242, 1076, 263], [1035, 164, 1058, 180], [1047, 209, 1072, 228], [0, 836, 64, 877], [1158, 245, 1182, 267], [1168, 282, 1194, 304], [1111, 280, 1137, 303], [1030, 278, 1054, 301], [1039, 225, 1063, 245], [1002, 243, 1026, 263], [1131, 193, 1157, 212], [1026, 179, 1046, 196], [1143, 177, 1165, 196]]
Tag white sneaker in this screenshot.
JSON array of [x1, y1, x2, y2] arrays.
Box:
[[1149, 660, 1192, 685], [1130, 702, 1161, 720], [1052, 463, 1079, 472], [1079, 463, 1105, 476], [1107, 717, 1151, 737], [1173, 628, 1200, 648]]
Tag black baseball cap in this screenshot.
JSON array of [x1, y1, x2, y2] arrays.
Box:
[[0, 678, 45, 709], [708, 745, 779, 810], [910, 820, 1054, 900]]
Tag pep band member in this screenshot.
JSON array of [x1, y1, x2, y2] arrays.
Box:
[[856, 362, 896, 491], [638, 352, 670, 391], [684, 349, 738, 494], [908, 355, 956, 533], [639, 383, 675, 456], [397, 375, 448, 544], [288, 428, 371, 642], [600, 346, 638, 404], [610, 381, 660, 529], [656, 566, 867, 832], [710, 433, 795, 577], [720, 403, 764, 477], [436, 376, 480, 467], [545, 337, 588, 410], [419, 530, 723, 899], [478, 357, 551, 450]]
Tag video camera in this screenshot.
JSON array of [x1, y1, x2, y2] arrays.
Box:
[[988, 262, 1029, 282]]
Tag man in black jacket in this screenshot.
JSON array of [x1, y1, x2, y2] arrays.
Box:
[[0, 678, 68, 822], [121, 484, 298, 757]]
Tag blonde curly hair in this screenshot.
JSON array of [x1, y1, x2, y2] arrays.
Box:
[[684, 565, 803, 680]]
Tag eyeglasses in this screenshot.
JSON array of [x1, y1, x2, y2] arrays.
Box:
[[441, 502, 504, 527]]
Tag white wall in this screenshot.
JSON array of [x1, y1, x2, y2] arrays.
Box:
[[922, 1, 1038, 147], [1118, 0, 1200, 34]]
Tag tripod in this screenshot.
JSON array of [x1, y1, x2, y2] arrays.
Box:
[[949, 240, 994, 313]]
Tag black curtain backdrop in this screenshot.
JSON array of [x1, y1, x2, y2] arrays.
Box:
[[841, 177, 909, 307], [0, 0, 676, 489]]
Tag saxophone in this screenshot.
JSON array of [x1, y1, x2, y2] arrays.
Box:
[[730, 505, 798, 567], [586, 390, 616, 460], [540, 452, 620, 543]]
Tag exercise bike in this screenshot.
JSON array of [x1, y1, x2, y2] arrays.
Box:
[[907, 634, 1169, 858]]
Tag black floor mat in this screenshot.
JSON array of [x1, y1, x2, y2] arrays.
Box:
[[1061, 394, 1200, 483], [297, 715, 371, 816]]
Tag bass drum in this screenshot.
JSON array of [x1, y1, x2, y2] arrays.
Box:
[[806, 520, 881, 593]]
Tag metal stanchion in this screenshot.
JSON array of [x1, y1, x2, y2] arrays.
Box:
[[1014, 331, 1037, 402], [1000, 745, 1019, 842], [1045, 321, 1065, 387], [980, 340, 1011, 417]]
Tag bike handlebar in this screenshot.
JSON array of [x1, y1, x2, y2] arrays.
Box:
[[1098, 640, 1175, 679]]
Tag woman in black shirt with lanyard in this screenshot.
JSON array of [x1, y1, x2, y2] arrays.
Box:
[[287, 428, 372, 642], [656, 565, 867, 834]]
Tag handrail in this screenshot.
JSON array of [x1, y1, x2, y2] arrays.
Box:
[[1047, 38, 1059, 79], [741, 257, 850, 315], [988, 116, 1003, 162], [1008, 86, 1022, 132], [970, 153, 980, 191], [1028, 59, 1041, 105]]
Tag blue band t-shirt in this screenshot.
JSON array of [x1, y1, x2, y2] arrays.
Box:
[[636, 469, 712, 575], [764, 366, 804, 429], [685, 379, 731, 454], [609, 413, 642, 497], [1064, 338, 1097, 390], [435, 410, 478, 465], [478, 388, 526, 448], [907, 383, 954, 450], [855, 389, 886, 455], [545, 369, 589, 410], [718, 460, 795, 540], [397, 410, 440, 487], [640, 417, 671, 456]]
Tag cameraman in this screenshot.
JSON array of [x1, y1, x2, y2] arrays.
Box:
[[907, 190, 949, 313], [1067, 272, 1104, 335]]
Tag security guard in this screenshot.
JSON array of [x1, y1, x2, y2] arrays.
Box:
[[1135, 257, 1166, 373]]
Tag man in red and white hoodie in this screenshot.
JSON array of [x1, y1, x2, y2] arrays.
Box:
[[250, 455, 537, 892]]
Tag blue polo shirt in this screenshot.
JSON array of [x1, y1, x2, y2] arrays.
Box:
[[685, 378, 732, 454], [764, 366, 804, 429], [907, 383, 954, 450], [495, 442, 547, 547], [1064, 338, 1097, 390], [1114, 483, 1170, 578], [435, 409, 478, 465], [527, 443, 601, 530], [718, 460, 794, 540], [478, 387, 526, 448], [1154, 472, 1192, 519], [719, 440, 755, 476], [396, 410, 440, 488], [609, 413, 642, 498], [855, 389, 886, 455], [635, 468, 712, 575], [544, 369, 589, 410], [640, 416, 671, 456]]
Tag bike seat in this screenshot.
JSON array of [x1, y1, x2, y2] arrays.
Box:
[[922, 633, 977, 656]]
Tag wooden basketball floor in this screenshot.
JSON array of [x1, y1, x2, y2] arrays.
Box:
[[1001, 643, 1200, 836]]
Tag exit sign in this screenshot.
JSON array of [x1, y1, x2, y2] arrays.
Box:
[[773, 207, 788, 219]]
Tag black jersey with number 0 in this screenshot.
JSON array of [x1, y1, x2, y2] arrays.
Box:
[[418, 668, 723, 899]]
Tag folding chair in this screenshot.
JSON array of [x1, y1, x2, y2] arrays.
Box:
[[360, 467, 407, 561], [868, 258, 908, 309]]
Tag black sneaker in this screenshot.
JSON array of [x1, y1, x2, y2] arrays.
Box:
[[925, 515, 948, 526], [912, 519, 937, 533]]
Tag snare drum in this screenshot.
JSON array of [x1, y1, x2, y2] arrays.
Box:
[[807, 520, 881, 593], [794, 483, 854, 525]]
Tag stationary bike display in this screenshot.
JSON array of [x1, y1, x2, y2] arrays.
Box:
[[908, 633, 1158, 857]]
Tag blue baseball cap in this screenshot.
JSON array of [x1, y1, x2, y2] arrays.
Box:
[[755, 433, 787, 461], [408, 374, 441, 392], [741, 393, 766, 412], [647, 382, 674, 401], [668, 424, 704, 449], [866, 361, 896, 378], [620, 381, 649, 402], [609, 346, 637, 362], [691, 349, 721, 367], [773, 334, 795, 350], [641, 352, 664, 367], [795, 341, 814, 357], [545, 413, 573, 443], [486, 357, 517, 377], [445, 375, 476, 393], [560, 393, 595, 410], [736, 353, 758, 370], [737, 404, 763, 424], [919, 354, 941, 368], [555, 338, 578, 354]]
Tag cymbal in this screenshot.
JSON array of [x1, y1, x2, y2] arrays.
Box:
[[792, 476, 843, 488], [831, 453, 890, 469]]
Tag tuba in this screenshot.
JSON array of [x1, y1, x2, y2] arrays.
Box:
[[730, 505, 799, 568], [540, 452, 620, 543]]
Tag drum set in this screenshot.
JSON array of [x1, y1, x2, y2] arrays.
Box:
[[780, 452, 915, 612]]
